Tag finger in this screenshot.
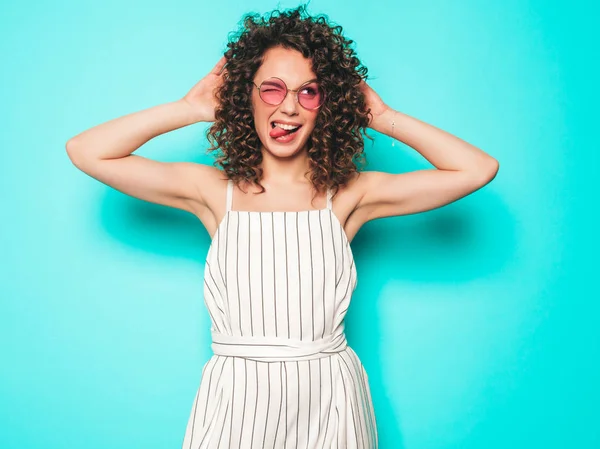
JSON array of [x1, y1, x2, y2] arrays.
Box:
[[212, 56, 227, 75]]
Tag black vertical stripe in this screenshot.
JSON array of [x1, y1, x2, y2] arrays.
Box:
[[187, 387, 199, 448], [296, 213, 302, 340], [200, 358, 217, 428], [295, 360, 299, 447], [283, 362, 288, 449], [248, 212, 253, 335], [339, 354, 366, 446], [342, 258, 356, 305], [204, 275, 226, 333], [236, 213, 242, 336], [205, 261, 226, 315], [271, 213, 276, 337], [308, 212, 314, 340], [285, 212, 290, 339], [323, 356, 334, 444], [202, 279, 221, 330], [318, 358, 322, 435], [327, 367, 335, 447], [347, 353, 377, 447], [319, 211, 326, 339], [187, 180, 377, 447], [259, 213, 263, 335], [335, 213, 343, 287], [261, 363, 271, 448], [224, 211, 230, 316], [272, 362, 283, 449], [216, 397, 231, 448], [307, 360, 312, 448], [250, 361, 259, 445], [228, 357, 236, 445], [336, 408, 340, 447], [339, 358, 360, 446], [194, 357, 228, 448], [239, 359, 248, 448], [328, 211, 337, 336], [215, 214, 226, 287]]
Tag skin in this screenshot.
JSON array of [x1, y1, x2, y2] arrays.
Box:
[[249, 46, 321, 189], [66, 44, 498, 245]]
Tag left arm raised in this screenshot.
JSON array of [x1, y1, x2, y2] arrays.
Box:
[[355, 87, 499, 221]]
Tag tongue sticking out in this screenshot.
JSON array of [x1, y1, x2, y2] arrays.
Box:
[[269, 125, 299, 138]]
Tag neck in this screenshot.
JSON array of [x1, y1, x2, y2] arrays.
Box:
[[258, 144, 313, 186]]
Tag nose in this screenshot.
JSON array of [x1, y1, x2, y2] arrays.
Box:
[[278, 89, 299, 115]]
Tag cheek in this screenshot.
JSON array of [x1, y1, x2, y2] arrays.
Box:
[[305, 113, 319, 130], [253, 109, 269, 132], [250, 103, 263, 123]]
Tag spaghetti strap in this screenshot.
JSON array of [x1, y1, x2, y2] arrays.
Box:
[[226, 179, 233, 212], [326, 187, 332, 210], [183, 176, 375, 449]]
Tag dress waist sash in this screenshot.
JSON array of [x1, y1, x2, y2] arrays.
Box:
[[211, 326, 348, 362]]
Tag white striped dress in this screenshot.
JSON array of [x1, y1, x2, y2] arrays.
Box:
[[182, 179, 378, 448]]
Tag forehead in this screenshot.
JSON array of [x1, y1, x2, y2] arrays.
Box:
[[254, 46, 316, 86]]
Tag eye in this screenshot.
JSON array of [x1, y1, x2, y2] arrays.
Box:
[[300, 86, 319, 96]]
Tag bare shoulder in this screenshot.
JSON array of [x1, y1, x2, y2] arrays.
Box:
[[186, 164, 229, 237], [333, 171, 370, 243]]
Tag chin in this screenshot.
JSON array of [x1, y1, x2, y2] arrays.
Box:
[[265, 142, 307, 158]]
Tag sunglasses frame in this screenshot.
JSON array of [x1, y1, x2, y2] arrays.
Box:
[[252, 77, 326, 110]]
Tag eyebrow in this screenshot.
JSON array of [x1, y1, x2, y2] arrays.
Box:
[[260, 77, 319, 88]]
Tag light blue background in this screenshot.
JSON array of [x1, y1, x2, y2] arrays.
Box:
[[1, 0, 597, 448]]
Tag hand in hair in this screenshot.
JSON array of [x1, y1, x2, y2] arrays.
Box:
[[359, 79, 390, 129], [182, 56, 228, 123]]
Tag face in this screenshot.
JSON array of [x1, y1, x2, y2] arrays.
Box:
[[251, 46, 322, 157]]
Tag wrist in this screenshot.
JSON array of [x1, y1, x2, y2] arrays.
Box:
[[176, 98, 206, 125], [370, 107, 396, 136]]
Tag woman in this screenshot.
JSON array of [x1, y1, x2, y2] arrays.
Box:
[[66, 6, 498, 449]]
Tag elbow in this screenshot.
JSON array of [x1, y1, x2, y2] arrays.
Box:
[[65, 137, 86, 168], [487, 158, 500, 178], [478, 158, 499, 184], [65, 139, 78, 164], [65, 136, 81, 154], [466, 158, 499, 186]]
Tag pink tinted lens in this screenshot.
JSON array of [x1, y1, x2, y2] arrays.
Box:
[[259, 79, 287, 105], [298, 82, 324, 109], [259, 78, 324, 108]]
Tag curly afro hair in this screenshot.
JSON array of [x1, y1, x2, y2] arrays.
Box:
[[205, 4, 373, 204]]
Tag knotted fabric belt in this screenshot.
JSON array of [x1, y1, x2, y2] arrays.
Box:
[[211, 327, 348, 362]]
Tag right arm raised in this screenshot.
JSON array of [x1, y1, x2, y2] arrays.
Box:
[[65, 56, 227, 215], [66, 100, 209, 214]]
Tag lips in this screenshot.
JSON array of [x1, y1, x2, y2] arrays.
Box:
[[271, 120, 302, 127], [269, 121, 302, 138]]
